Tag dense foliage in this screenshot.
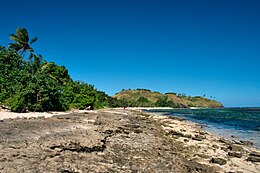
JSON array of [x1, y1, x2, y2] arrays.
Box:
[[0, 28, 118, 112]]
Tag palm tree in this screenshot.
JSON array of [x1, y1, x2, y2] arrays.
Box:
[[9, 27, 38, 57], [28, 53, 43, 75]]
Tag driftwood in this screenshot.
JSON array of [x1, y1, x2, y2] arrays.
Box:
[[85, 106, 91, 110]]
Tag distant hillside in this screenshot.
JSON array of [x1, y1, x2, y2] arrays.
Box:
[[113, 89, 223, 108]]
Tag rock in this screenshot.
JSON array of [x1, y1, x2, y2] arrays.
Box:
[[192, 135, 205, 141], [219, 138, 231, 145], [168, 116, 184, 121], [184, 134, 192, 138], [199, 131, 207, 135], [0, 110, 226, 172], [184, 139, 189, 142], [221, 147, 228, 152], [231, 135, 238, 138], [240, 140, 253, 146], [233, 140, 253, 146], [210, 157, 227, 165], [228, 152, 242, 158], [192, 136, 203, 141], [104, 129, 114, 135], [133, 129, 142, 134], [228, 144, 243, 152], [212, 144, 219, 149], [196, 154, 211, 159], [249, 151, 260, 157], [186, 160, 216, 172], [167, 130, 185, 137], [247, 156, 260, 162]]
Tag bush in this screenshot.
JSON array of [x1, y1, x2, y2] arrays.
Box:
[[6, 94, 26, 112]]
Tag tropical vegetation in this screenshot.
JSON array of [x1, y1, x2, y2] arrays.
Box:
[[0, 28, 118, 112]]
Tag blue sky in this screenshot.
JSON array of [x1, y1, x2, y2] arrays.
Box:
[[1, 0, 260, 107]]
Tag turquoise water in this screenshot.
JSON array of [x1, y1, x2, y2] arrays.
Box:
[[146, 108, 260, 148]]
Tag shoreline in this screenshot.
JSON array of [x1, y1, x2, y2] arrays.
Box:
[[146, 110, 260, 172], [139, 107, 260, 149], [0, 109, 259, 172]]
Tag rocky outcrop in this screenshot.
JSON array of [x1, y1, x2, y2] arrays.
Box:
[[0, 110, 217, 173], [210, 158, 227, 165], [248, 151, 260, 162]]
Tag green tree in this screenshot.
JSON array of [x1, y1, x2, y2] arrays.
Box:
[[9, 27, 38, 57], [137, 96, 149, 103], [1, 27, 119, 112], [0, 47, 30, 102], [61, 81, 96, 110]]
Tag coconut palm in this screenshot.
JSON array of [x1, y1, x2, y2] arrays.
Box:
[[9, 27, 38, 57]]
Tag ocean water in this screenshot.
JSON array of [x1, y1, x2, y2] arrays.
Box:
[[146, 108, 260, 148]]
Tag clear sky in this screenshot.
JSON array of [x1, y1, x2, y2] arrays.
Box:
[[1, 0, 260, 107]]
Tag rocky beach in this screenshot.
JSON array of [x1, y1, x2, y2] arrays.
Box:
[[0, 109, 259, 173]]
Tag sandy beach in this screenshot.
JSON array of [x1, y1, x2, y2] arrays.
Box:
[[0, 108, 259, 172], [0, 109, 98, 120]]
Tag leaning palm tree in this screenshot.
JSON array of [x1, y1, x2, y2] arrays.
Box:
[[9, 27, 38, 57]]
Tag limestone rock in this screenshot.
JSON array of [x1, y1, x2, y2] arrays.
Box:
[[228, 144, 243, 152], [210, 157, 227, 165], [228, 152, 242, 158]]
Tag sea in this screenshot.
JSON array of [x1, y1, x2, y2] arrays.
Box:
[[145, 108, 260, 148]]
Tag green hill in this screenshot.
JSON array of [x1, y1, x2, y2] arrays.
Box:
[[113, 89, 223, 108]]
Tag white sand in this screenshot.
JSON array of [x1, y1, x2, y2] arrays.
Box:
[[0, 109, 96, 120]]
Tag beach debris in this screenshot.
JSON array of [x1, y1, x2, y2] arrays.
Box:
[[1, 105, 9, 109], [85, 106, 91, 110]]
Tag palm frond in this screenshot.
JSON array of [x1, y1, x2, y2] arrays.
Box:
[[21, 48, 27, 55], [8, 43, 22, 51], [27, 47, 34, 53], [17, 28, 29, 43], [28, 53, 34, 61], [30, 37, 38, 44], [9, 34, 19, 42], [38, 54, 43, 62]]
